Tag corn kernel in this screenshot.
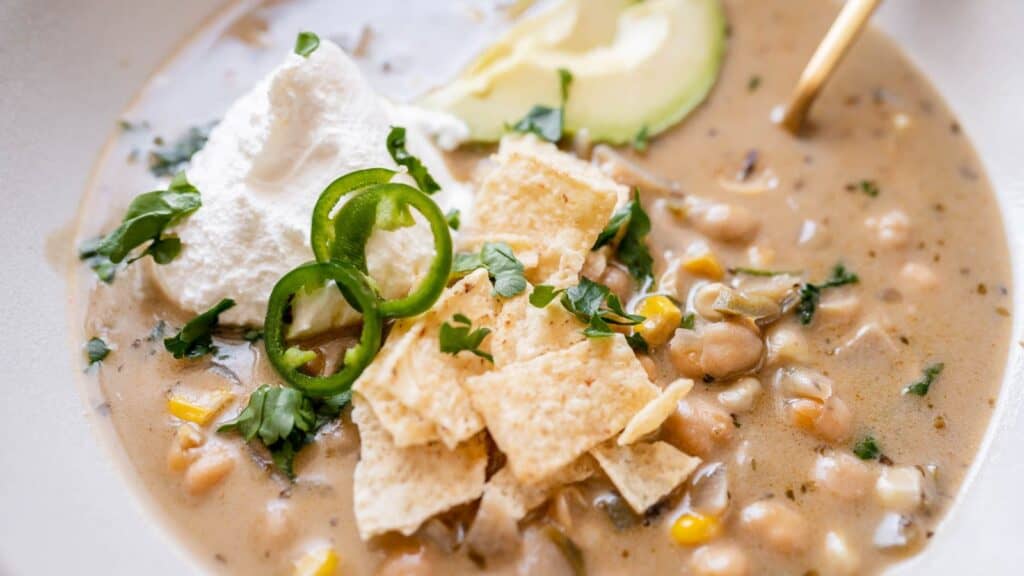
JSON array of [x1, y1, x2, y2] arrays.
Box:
[[634, 295, 683, 347], [683, 252, 724, 280], [167, 389, 234, 426], [670, 513, 721, 546], [293, 547, 339, 576]]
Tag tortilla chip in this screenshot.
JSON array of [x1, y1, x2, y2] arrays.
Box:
[[591, 441, 701, 513], [489, 289, 585, 367], [352, 334, 443, 446], [483, 457, 596, 520], [352, 395, 488, 540], [618, 378, 694, 445], [465, 335, 659, 483], [354, 269, 494, 448], [465, 456, 595, 558], [468, 136, 623, 287]]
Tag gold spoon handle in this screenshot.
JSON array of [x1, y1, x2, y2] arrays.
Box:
[[778, 0, 883, 134]]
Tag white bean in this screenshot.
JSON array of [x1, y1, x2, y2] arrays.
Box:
[[812, 451, 875, 500], [823, 531, 860, 575], [717, 377, 762, 413], [689, 543, 750, 576], [183, 443, 235, 495], [875, 466, 925, 512], [669, 329, 704, 379], [700, 322, 763, 379], [739, 500, 809, 553], [662, 399, 735, 458]]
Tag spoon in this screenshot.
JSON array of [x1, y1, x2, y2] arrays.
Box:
[[777, 0, 883, 135]]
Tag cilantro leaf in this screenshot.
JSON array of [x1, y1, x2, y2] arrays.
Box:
[[509, 68, 574, 143], [481, 242, 527, 297], [149, 122, 215, 177], [386, 126, 440, 194], [77, 237, 118, 283], [243, 329, 264, 343], [452, 251, 483, 276], [557, 277, 644, 338], [440, 313, 494, 363], [445, 208, 461, 230], [529, 285, 563, 308], [853, 435, 882, 460], [510, 106, 563, 142], [680, 312, 696, 330], [593, 191, 653, 284], [138, 236, 182, 264], [626, 332, 648, 353], [86, 337, 110, 365], [796, 263, 859, 325], [453, 242, 527, 297], [164, 298, 235, 359], [593, 203, 633, 250], [632, 125, 650, 152], [218, 384, 344, 479], [903, 362, 945, 396], [294, 31, 320, 57], [558, 68, 573, 102], [84, 174, 201, 278]]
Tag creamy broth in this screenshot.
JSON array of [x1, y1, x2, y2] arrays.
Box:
[[73, 1, 1012, 575]]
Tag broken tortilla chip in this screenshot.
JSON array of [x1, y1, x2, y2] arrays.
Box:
[[352, 395, 488, 540], [354, 269, 494, 448], [489, 288, 585, 367], [468, 136, 623, 287], [591, 441, 701, 513], [465, 335, 659, 484], [618, 378, 694, 445], [465, 457, 595, 559]]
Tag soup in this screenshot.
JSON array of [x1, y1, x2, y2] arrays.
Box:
[[71, 0, 1012, 574]]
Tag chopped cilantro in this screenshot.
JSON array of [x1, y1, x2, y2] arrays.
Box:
[[903, 362, 945, 396], [386, 126, 441, 194], [796, 263, 859, 325], [509, 68, 573, 142], [536, 277, 645, 338], [529, 284, 563, 308], [729, 267, 800, 277], [149, 122, 215, 177], [294, 31, 320, 57], [626, 332, 649, 353], [850, 179, 880, 198], [592, 190, 653, 284], [509, 105, 564, 142], [558, 68, 573, 102], [747, 75, 762, 92], [452, 242, 526, 298], [77, 237, 118, 283], [242, 329, 264, 343], [679, 312, 696, 330], [632, 125, 650, 152], [439, 313, 494, 363], [80, 173, 201, 280], [218, 384, 346, 479], [164, 298, 235, 359], [853, 435, 882, 460], [86, 337, 110, 365], [445, 208, 461, 230]]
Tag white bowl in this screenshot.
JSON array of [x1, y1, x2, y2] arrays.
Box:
[[0, 1, 1020, 574]]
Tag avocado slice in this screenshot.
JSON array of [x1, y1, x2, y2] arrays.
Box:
[[423, 0, 726, 144]]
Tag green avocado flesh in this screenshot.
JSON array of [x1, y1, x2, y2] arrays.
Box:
[[423, 0, 726, 144]]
